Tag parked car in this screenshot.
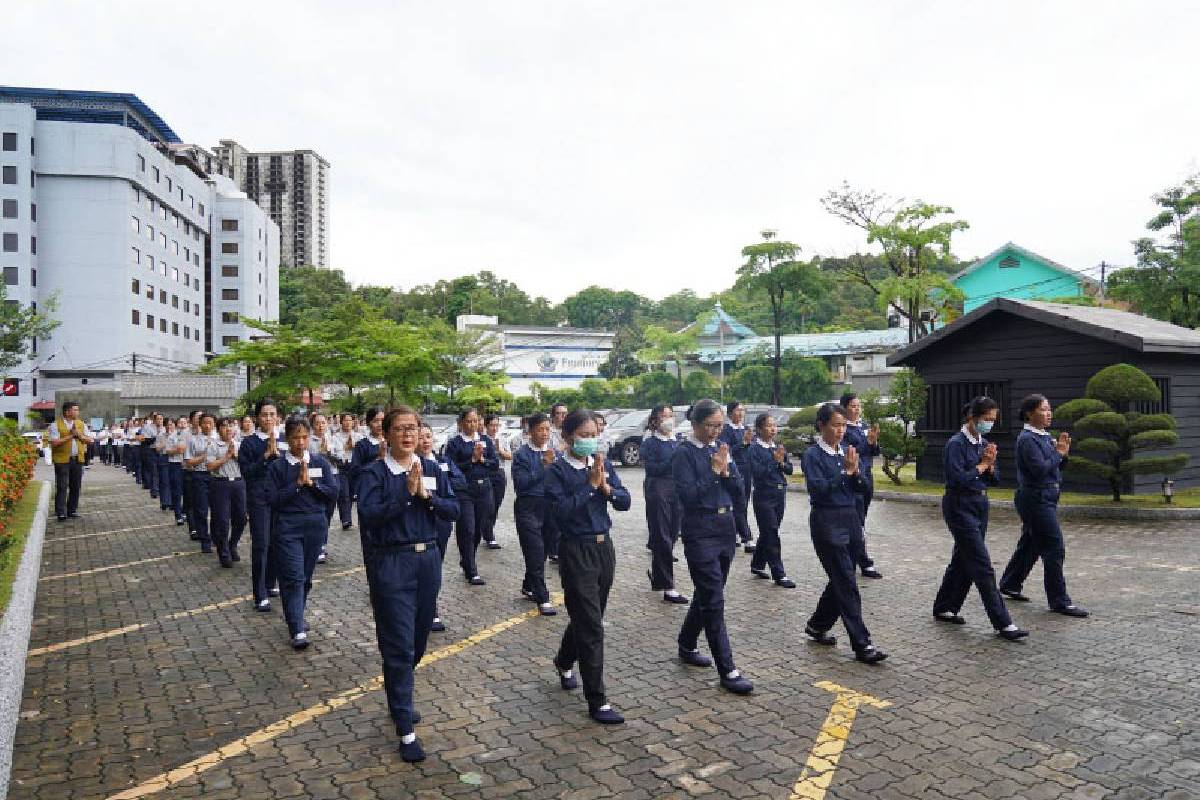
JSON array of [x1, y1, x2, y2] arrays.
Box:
[[604, 407, 689, 466], [22, 430, 47, 459]]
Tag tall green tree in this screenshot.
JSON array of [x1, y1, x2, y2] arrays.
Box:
[[636, 323, 700, 404], [204, 318, 331, 412], [562, 286, 647, 330], [1055, 364, 1189, 501], [822, 184, 967, 341], [1108, 174, 1200, 329], [0, 286, 59, 374], [279, 265, 353, 327], [598, 325, 647, 379], [735, 232, 826, 404]]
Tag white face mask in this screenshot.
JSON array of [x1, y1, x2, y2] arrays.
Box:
[[659, 418, 675, 433]]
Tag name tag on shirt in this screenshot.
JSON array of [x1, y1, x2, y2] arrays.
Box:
[[422, 476, 438, 492], [438, 463, 449, 472], [308, 467, 323, 478]]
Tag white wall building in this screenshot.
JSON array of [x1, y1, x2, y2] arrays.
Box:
[[457, 315, 615, 398], [0, 87, 281, 424]]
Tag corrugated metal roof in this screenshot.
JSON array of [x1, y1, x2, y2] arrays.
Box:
[[697, 328, 909, 363]]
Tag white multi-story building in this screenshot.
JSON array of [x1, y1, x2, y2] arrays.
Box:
[[213, 139, 329, 269], [0, 87, 281, 424]]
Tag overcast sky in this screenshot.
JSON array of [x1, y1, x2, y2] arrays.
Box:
[[7, 2, 1200, 301]]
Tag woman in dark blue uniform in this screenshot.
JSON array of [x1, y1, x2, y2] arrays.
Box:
[[265, 416, 339, 650], [239, 399, 283, 611], [747, 413, 795, 588], [999, 394, 1089, 618], [417, 422, 464, 633], [445, 408, 498, 586], [717, 401, 755, 552], [642, 404, 687, 604], [350, 407, 386, 559], [933, 396, 1028, 640], [546, 409, 631, 724], [673, 399, 754, 695], [840, 393, 883, 579], [357, 406, 459, 763], [511, 413, 559, 616], [801, 403, 887, 664], [480, 412, 508, 550]]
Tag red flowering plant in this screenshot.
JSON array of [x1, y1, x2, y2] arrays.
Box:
[[0, 433, 38, 548]]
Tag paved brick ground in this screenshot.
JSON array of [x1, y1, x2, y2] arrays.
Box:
[[8, 461, 1200, 799]]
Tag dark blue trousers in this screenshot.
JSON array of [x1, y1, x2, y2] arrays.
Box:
[[751, 491, 788, 580], [190, 472, 211, 548], [157, 455, 172, 510], [182, 470, 195, 532], [514, 496, 549, 603], [454, 480, 492, 577], [127, 446, 139, 479], [366, 545, 441, 736], [480, 471, 506, 543], [336, 471, 353, 527], [645, 478, 680, 591], [934, 494, 1012, 629], [141, 444, 157, 496], [247, 494, 278, 603], [1000, 488, 1072, 609], [274, 511, 326, 636], [556, 535, 615, 711], [732, 467, 753, 542], [807, 506, 871, 652], [167, 463, 184, 520], [851, 481, 875, 569], [678, 512, 738, 676], [432, 524, 452, 622], [210, 478, 247, 558]]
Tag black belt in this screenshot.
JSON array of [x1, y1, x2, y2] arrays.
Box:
[[1024, 483, 1060, 490], [684, 506, 732, 517], [212, 476, 243, 482], [376, 541, 436, 552], [946, 488, 986, 497], [563, 533, 610, 544]]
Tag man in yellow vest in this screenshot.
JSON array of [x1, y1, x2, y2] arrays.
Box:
[[49, 401, 93, 521]]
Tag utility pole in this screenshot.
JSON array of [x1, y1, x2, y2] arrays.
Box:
[[715, 301, 726, 402], [1099, 261, 1107, 302]]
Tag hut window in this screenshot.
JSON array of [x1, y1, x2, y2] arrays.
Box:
[[1135, 377, 1171, 415], [925, 381, 1010, 432], [999, 256, 1020, 269]]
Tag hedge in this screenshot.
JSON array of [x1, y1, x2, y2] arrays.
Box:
[[0, 434, 38, 549]]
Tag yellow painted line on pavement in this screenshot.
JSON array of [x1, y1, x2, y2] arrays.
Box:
[[104, 593, 562, 800], [46, 522, 175, 542], [40, 551, 201, 581], [28, 566, 366, 657], [790, 681, 892, 800]]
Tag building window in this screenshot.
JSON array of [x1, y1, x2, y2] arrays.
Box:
[[194, 305, 200, 316], [30, 268, 35, 286], [138, 154, 146, 172], [147, 255, 155, 271], [146, 283, 154, 299], [146, 314, 155, 329], [160, 233, 167, 249], [171, 294, 178, 308], [152, 166, 160, 182], [221, 265, 238, 277], [132, 309, 140, 325], [222, 335, 239, 347], [221, 219, 239, 231], [147, 224, 154, 240], [3, 266, 16, 285], [221, 311, 239, 324], [172, 322, 179, 335], [2, 132, 16, 151], [1, 166, 14, 185], [925, 381, 1010, 433], [188, 194, 194, 209], [1135, 377, 1172, 415], [2, 233, 16, 252], [184, 299, 190, 312], [193, 254, 199, 268], [183, 272, 190, 286], [2, 199, 16, 218], [166, 177, 172, 192], [30, 236, 34, 254], [193, 277, 200, 291], [131, 278, 140, 294], [184, 246, 190, 262], [221, 288, 238, 301], [159, 289, 167, 304], [173, 240, 179, 255], [131, 246, 140, 264], [258, 294, 262, 306], [194, 330, 200, 342], [184, 325, 190, 338], [131, 216, 140, 233], [198, 202, 205, 216], [221, 242, 238, 254], [30, 203, 35, 221], [159, 318, 167, 332]]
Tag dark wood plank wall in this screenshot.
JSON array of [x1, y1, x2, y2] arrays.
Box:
[[902, 313, 1200, 493]]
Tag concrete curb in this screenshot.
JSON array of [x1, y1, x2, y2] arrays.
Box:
[[0, 481, 51, 800], [786, 483, 1200, 520]]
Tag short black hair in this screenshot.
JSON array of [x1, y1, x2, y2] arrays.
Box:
[[383, 405, 420, 435], [199, 412, 217, 425], [550, 402, 569, 415], [815, 402, 845, 430], [725, 400, 743, 415], [646, 404, 672, 431], [483, 412, 500, 425], [284, 415, 310, 438], [963, 395, 1000, 421], [253, 398, 277, 416], [61, 401, 79, 414], [562, 408, 595, 438], [689, 398, 722, 424], [525, 412, 550, 430], [457, 407, 479, 423], [1019, 393, 1048, 422], [363, 407, 385, 425], [840, 392, 858, 408]]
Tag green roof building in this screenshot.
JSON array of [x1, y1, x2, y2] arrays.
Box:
[[953, 242, 1099, 313]]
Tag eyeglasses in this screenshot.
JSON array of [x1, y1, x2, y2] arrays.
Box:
[[389, 425, 419, 435], [699, 421, 723, 431]]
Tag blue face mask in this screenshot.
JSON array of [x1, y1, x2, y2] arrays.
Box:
[[975, 420, 994, 436], [571, 438, 599, 458]]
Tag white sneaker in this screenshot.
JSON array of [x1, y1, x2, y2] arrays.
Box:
[[291, 631, 309, 650]]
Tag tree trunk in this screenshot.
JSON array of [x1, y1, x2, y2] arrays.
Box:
[[771, 293, 782, 406]]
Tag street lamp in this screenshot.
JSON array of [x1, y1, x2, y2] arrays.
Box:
[[1162, 477, 1174, 504]]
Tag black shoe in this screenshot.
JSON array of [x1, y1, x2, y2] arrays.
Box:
[[855, 645, 888, 664], [410, 709, 422, 724], [743, 543, 756, 554], [934, 612, 966, 625], [672, 556, 679, 562], [291, 632, 310, 650], [774, 577, 797, 589], [468, 575, 486, 586], [430, 617, 445, 632], [255, 599, 272, 612], [219, 556, 233, 569], [547, 554, 559, 564], [555, 663, 579, 691], [268, 588, 280, 597], [68, 512, 80, 519], [522, 589, 536, 601], [175, 518, 185, 526], [750, 567, 770, 579], [997, 627, 1030, 641], [678, 648, 712, 668], [861, 567, 883, 579], [342, 522, 353, 531], [538, 603, 558, 616], [229, 548, 241, 562], [201, 546, 214, 554], [720, 674, 754, 695], [400, 737, 426, 763], [57, 515, 67, 522], [1051, 605, 1089, 618], [189, 532, 200, 541], [1001, 589, 1030, 602], [805, 625, 836, 646], [590, 706, 624, 724], [663, 592, 689, 604], [486, 541, 502, 550]]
